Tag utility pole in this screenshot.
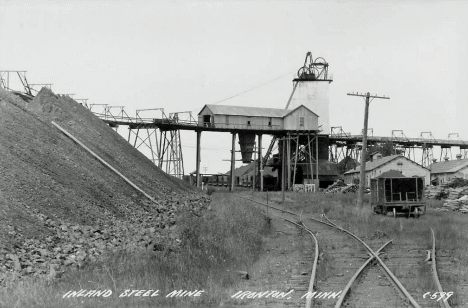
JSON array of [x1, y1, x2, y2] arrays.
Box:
[[347, 92, 389, 207]]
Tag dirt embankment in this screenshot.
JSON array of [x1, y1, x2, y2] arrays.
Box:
[[0, 88, 206, 282]]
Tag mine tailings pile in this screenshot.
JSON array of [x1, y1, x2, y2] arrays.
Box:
[[0, 88, 208, 282]]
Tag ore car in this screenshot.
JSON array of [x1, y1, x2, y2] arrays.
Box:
[[371, 176, 426, 218]]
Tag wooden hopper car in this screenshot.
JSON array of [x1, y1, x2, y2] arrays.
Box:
[[371, 176, 426, 218]]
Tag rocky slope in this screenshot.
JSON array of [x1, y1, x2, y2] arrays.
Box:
[[0, 88, 207, 282]]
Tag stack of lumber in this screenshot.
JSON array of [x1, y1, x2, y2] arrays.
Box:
[[446, 187, 465, 200], [459, 195, 468, 213], [323, 183, 368, 194], [425, 179, 468, 200], [460, 187, 468, 197], [425, 186, 445, 199], [441, 199, 462, 211], [324, 180, 347, 193], [443, 177, 468, 188], [342, 184, 358, 194], [429, 178, 468, 212], [441, 194, 468, 212]]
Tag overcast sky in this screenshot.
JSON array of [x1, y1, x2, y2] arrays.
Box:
[[1, 0, 467, 174]]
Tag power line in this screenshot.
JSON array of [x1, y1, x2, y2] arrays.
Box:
[[211, 70, 296, 105], [347, 92, 390, 207], [190, 69, 296, 112]]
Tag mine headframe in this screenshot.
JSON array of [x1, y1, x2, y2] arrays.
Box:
[[296, 51, 331, 81]]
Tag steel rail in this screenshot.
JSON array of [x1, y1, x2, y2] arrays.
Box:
[[322, 214, 421, 308], [334, 240, 392, 308], [431, 228, 452, 308], [237, 196, 345, 231], [283, 218, 319, 308], [235, 195, 421, 308], [236, 195, 305, 218]]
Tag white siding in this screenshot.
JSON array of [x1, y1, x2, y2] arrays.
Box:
[[344, 157, 430, 187], [283, 106, 319, 130], [198, 107, 215, 125], [455, 166, 468, 179], [431, 165, 468, 185], [288, 82, 330, 133], [198, 106, 284, 130]]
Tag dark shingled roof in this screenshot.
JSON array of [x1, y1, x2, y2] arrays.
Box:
[[315, 159, 339, 176], [376, 169, 405, 178]]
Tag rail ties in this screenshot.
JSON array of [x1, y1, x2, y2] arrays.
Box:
[[430, 228, 452, 308], [321, 213, 421, 308], [283, 218, 319, 308], [333, 240, 392, 308], [236, 195, 424, 308]]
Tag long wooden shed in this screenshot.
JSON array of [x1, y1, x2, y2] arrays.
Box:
[[198, 104, 319, 131]]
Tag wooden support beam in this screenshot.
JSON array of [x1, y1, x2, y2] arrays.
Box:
[[293, 135, 299, 185], [308, 134, 313, 185], [287, 136, 291, 191], [252, 136, 256, 192], [230, 133, 236, 192], [196, 131, 201, 188], [258, 134, 263, 192], [282, 139, 285, 202], [316, 134, 319, 187]]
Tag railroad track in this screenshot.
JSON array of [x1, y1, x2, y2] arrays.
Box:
[[283, 218, 319, 308], [236, 195, 453, 308]]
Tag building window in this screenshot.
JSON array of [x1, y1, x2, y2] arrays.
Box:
[[268, 117, 272, 127], [300, 117, 304, 126], [203, 115, 212, 127], [247, 118, 251, 126]]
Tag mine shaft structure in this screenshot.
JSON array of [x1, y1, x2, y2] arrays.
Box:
[[262, 51, 333, 189], [90, 100, 322, 190], [3, 60, 468, 186]]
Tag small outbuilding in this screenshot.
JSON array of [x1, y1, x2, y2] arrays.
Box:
[[429, 156, 468, 185], [344, 155, 430, 187]]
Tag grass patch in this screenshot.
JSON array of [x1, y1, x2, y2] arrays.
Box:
[[247, 190, 468, 306], [0, 192, 269, 308]]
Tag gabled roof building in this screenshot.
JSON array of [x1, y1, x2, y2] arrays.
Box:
[[344, 155, 430, 187], [198, 104, 319, 131], [429, 157, 468, 185]]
